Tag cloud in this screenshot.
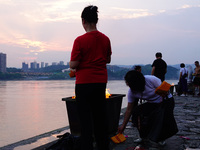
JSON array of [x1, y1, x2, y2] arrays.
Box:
[[19, 56, 38, 62], [181, 5, 192, 9], [111, 7, 148, 12], [178, 4, 200, 9], [106, 7, 154, 19], [0, 0, 86, 58], [1, 0, 200, 68], [108, 6, 200, 65], [0, 0, 89, 23]]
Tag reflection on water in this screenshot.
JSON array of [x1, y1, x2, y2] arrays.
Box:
[[0, 79, 177, 147], [0, 80, 76, 147]]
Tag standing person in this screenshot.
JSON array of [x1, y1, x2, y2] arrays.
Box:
[[118, 70, 178, 148], [134, 65, 142, 72], [151, 52, 167, 82], [179, 63, 188, 96], [69, 5, 112, 150], [193, 61, 200, 96]]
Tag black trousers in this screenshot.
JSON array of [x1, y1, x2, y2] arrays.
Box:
[[75, 83, 110, 150], [132, 97, 178, 142]]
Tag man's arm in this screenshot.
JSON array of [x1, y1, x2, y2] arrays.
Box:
[[107, 55, 111, 64], [69, 61, 79, 69]]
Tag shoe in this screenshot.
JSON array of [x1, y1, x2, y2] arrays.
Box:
[[133, 144, 144, 150], [180, 94, 186, 97], [158, 140, 166, 146], [134, 138, 143, 143]]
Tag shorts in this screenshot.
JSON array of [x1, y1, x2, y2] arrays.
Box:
[[193, 77, 200, 86]]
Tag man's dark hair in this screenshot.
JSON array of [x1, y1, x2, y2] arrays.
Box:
[[134, 65, 141, 71], [155, 52, 162, 58], [124, 70, 145, 92], [81, 5, 98, 23]]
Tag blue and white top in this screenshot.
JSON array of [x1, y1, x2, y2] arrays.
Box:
[[127, 75, 172, 104], [180, 67, 188, 79]]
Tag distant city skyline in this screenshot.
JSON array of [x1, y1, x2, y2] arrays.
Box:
[[22, 60, 67, 70], [2, 50, 197, 70], [1, 0, 200, 68]]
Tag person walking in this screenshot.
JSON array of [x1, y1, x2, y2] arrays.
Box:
[[151, 52, 167, 82], [69, 5, 112, 150], [134, 65, 142, 72]]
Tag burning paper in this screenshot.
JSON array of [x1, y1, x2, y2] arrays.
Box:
[[72, 89, 111, 99], [106, 89, 111, 98]]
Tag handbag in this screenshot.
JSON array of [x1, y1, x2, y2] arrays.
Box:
[[182, 68, 188, 78]]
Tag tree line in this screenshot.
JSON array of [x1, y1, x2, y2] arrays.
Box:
[[0, 64, 179, 80]]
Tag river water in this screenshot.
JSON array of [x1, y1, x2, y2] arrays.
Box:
[[0, 80, 178, 147]]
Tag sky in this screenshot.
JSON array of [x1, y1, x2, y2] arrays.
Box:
[[0, 0, 200, 68]]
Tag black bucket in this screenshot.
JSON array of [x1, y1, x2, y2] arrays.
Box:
[[62, 94, 125, 136]]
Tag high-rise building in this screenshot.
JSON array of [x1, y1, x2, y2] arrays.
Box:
[[45, 63, 48, 67], [22, 62, 28, 71], [0, 53, 6, 73], [59, 61, 64, 65], [37, 63, 39, 69], [30, 61, 37, 69], [41, 62, 44, 68]]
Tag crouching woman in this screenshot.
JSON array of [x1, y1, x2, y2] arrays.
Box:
[[118, 70, 178, 145]]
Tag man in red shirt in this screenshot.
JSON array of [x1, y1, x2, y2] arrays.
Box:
[[70, 5, 112, 150]]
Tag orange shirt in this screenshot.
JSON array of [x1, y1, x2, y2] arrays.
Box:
[[70, 31, 112, 84]]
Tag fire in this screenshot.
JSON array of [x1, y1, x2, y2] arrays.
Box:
[[106, 89, 111, 98], [71, 89, 111, 99]]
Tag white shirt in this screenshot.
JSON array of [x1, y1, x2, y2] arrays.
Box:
[[180, 67, 188, 79], [127, 75, 172, 103]]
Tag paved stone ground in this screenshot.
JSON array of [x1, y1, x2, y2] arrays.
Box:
[[109, 95, 200, 150]]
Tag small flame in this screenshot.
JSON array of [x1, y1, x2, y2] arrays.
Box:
[[171, 83, 174, 86], [106, 89, 111, 98], [71, 89, 111, 99]]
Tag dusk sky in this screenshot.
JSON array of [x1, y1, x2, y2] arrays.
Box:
[[0, 0, 199, 68]]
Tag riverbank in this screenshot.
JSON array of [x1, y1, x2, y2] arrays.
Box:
[[1, 95, 200, 150]]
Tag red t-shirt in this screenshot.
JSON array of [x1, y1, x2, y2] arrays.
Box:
[[70, 31, 112, 84]]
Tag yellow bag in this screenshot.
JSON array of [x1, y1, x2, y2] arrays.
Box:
[[111, 133, 126, 143], [155, 81, 171, 96]]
